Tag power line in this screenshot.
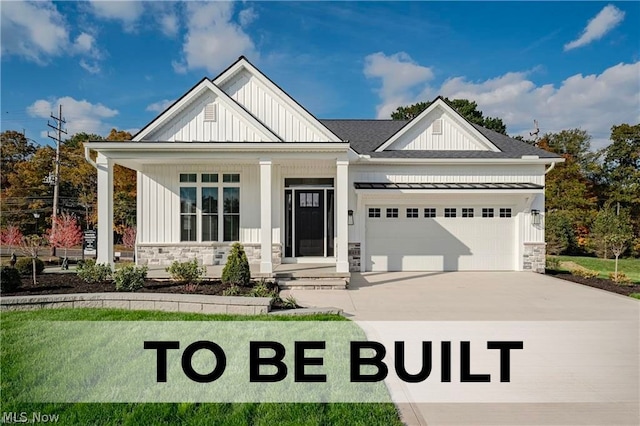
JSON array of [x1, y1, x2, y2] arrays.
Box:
[[47, 104, 67, 256]]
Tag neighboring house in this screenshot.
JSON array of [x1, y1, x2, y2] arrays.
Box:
[[85, 57, 562, 274]]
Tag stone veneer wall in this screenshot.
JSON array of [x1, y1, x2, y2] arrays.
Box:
[[523, 242, 546, 273], [348, 242, 361, 272], [137, 243, 282, 267]]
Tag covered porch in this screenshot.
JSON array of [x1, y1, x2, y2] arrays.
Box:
[[85, 142, 352, 275]]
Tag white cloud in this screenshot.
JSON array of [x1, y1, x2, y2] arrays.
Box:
[[564, 4, 625, 51], [27, 97, 119, 136], [146, 99, 175, 113], [0, 1, 103, 72], [79, 59, 101, 74], [364, 52, 639, 149], [173, 2, 257, 74], [87, 0, 144, 31], [364, 52, 434, 118], [239, 7, 257, 27], [159, 13, 179, 37]]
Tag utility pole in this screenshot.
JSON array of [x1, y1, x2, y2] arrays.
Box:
[[47, 104, 67, 256]]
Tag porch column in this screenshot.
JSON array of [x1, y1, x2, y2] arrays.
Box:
[[336, 160, 349, 273], [259, 159, 273, 273], [96, 153, 114, 266]]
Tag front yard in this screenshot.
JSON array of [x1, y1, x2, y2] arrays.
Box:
[[552, 255, 640, 284], [1, 309, 402, 426]]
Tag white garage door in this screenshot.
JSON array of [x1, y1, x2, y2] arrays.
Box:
[[365, 206, 515, 271]]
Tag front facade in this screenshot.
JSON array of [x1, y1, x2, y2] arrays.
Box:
[[86, 57, 562, 274]]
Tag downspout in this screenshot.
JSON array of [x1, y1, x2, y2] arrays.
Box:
[[84, 146, 98, 169], [544, 162, 556, 174]]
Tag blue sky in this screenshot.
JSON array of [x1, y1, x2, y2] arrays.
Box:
[[1, 1, 638, 150]]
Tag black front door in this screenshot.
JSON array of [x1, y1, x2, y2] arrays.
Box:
[[295, 190, 324, 256]]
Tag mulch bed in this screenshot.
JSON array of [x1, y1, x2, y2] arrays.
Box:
[[547, 271, 640, 296], [3, 274, 262, 297]]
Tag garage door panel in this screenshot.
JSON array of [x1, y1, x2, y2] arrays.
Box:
[[366, 214, 514, 272]]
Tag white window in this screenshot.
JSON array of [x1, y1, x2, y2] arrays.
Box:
[[424, 208, 436, 218], [386, 208, 399, 218], [368, 208, 381, 218], [444, 208, 457, 218], [500, 208, 512, 218], [406, 208, 419, 218], [482, 208, 494, 218], [179, 173, 240, 242], [462, 208, 474, 218]]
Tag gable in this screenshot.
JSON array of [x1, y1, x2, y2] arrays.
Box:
[[214, 59, 342, 143], [134, 79, 280, 143], [376, 98, 500, 152]]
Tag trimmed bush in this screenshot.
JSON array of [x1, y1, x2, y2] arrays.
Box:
[[77, 259, 112, 283], [114, 264, 148, 292], [570, 268, 599, 279], [609, 272, 631, 284], [221, 243, 251, 286], [165, 259, 206, 284], [1, 266, 21, 293], [15, 257, 45, 276]]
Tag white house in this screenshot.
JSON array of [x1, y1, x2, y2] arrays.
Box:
[[85, 57, 562, 274]]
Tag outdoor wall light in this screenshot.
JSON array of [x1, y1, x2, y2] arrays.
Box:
[[348, 210, 354, 226], [531, 209, 541, 226]]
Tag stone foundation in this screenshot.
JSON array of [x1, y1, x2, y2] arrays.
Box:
[[348, 242, 361, 272], [137, 243, 282, 267], [523, 242, 546, 273]]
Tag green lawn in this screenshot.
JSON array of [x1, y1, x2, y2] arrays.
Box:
[[553, 255, 640, 284], [1, 309, 402, 426]]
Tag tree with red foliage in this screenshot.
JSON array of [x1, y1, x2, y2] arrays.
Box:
[[121, 226, 136, 249], [47, 213, 83, 261], [1, 225, 23, 257]]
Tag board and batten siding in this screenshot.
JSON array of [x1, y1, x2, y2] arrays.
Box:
[[144, 92, 265, 142], [221, 69, 329, 142], [387, 111, 485, 151], [138, 164, 265, 244]]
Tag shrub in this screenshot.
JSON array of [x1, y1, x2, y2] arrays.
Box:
[[1, 266, 21, 293], [570, 268, 599, 279], [77, 259, 112, 283], [165, 259, 206, 284], [221, 243, 251, 286], [15, 257, 45, 276], [609, 272, 631, 284], [114, 264, 148, 292], [222, 284, 241, 296], [280, 295, 298, 309], [249, 279, 278, 298], [545, 211, 576, 255], [545, 256, 560, 271]]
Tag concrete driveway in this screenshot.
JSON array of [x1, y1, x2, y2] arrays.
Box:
[[283, 272, 640, 425]]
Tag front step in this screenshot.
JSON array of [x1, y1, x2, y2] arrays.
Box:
[[277, 278, 348, 290]]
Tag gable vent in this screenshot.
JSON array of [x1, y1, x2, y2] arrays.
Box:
[[204, 103, 217, 121], [432, 118, 443, 135]]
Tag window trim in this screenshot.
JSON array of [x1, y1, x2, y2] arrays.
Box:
[[179, 171, 241, 242]]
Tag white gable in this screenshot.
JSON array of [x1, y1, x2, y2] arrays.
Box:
[[377, 99, 500, 152], [134, 79, 280, 143], [215, 60, 342, 143]]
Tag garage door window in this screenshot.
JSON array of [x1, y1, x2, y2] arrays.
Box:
[[424, 208, 436, 218], [482, 208, 494, 218], [386, 208, 399, 218], [368, 208, 381, 218], [462, 208, 474, 218], [444, 208, 457, 218], [500, 208, 512, 218], [406, 208, 419, 218]]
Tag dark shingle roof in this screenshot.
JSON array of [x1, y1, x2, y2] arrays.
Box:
[[354, 182, 544, 190], [320, 119, 559, 159]]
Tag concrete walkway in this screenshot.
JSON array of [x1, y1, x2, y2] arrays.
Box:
[[282, 272, 640, 425]]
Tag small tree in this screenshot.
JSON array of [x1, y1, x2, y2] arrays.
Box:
[[545, 211, 575, 255], [1, 225, 23, 257], [19, 235, 46, 286], [47, 213, 83, 266], [221, 243, 251, 286], [121, 226, 136, 261]]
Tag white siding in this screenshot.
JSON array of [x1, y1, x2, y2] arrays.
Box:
[[221, 70, 329, 142], [145, 92, 265, 142], [386, 109, 487, 151]]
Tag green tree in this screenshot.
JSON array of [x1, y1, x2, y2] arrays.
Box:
[[545, 211, 576, 255], [1, 130, 37, 188], [391, 98, 507, 134], [590, 207, 634, 259]]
